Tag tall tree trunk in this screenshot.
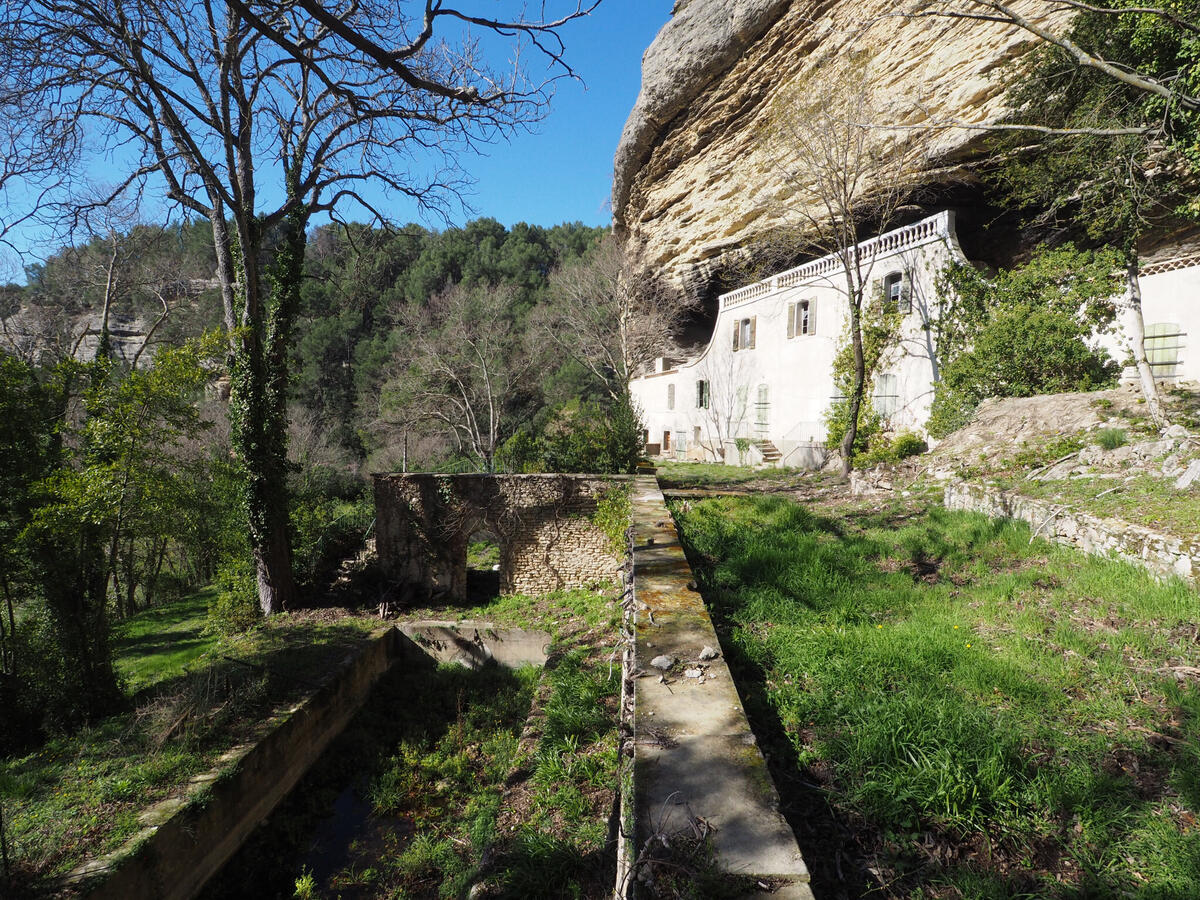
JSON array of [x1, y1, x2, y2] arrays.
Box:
[[1125, 259, 1167, 429], [840, 302, 867, 476], [229, 230, 299, 616], [228, 198, 307, 616]]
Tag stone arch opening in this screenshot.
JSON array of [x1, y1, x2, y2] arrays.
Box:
[[373, 474, 630, 604]]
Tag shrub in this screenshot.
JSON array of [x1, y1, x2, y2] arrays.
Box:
[[205, 560, 260, 635], [929, 248, 1122, 438], [537, 396, 644, 474], [290, 490, 373, 591], [592, 484, 632, 555], [852, 430, 928, 469], [1095, 427, 1128, 450], [824, 395, 883, 456], [892, 431, 928, 459]]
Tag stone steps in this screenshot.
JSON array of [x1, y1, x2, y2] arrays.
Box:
[[756, 439, 783, 463]]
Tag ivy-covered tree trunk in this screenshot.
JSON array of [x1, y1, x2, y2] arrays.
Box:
[[840, 290, 868, 476], [225, 202, 307, 616]]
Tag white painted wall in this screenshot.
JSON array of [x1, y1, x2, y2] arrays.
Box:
[[1097, 260, 1200, 384], [630, 211, 969, 466]]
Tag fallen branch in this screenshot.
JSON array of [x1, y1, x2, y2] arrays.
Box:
[[1026, 451, 1080, 481]]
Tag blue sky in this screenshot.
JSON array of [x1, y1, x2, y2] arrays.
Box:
[[431, 2, 671, 230], [3, 2, 670, 279]]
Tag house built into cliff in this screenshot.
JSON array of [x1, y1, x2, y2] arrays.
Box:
[[630, 211, 967, 467], [630, 210, 1200, 467]]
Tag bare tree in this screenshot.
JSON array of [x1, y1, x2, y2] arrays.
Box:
[[384, 282, 532, 472], [0, 0, 599, 613], [760, 51, 926, 474], [900, 0, 1200, 427], [532, 235, 696, 402], [695, 349, 750, 461]]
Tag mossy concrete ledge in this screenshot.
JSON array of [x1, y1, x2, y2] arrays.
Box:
[[59, 627, 403, 900], [627, 475, 812, 898], [945, 480, 1200, 586]]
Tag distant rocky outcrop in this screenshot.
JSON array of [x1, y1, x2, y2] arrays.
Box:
[[613, 0, 1067, 292]]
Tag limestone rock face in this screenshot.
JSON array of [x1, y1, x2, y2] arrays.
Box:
[[614, 0, 1066, 289]]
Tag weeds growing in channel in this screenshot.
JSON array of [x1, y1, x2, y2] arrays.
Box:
[[671, 493, 1200, 897], [199, 590, 621, 900]]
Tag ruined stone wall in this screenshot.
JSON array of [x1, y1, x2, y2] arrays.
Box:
[[373, 474, 630, 600], [945, 481, 1200, 585]]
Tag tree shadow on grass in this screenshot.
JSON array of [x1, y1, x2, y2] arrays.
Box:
[[487, 831, 613, 899], [673, 495, 1200, 898]]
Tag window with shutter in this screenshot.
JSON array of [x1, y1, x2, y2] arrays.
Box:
[[873, 373, 899, 418], [883, 272, 903, 313], [667, 383, 675, 410], [735, 317, 753, 350], [799, 300, 812, 335], [749, 316, 757, 349]]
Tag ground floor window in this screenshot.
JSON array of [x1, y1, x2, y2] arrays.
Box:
[[874, 373, 899, 418], [1145, 323, 1185, 378]]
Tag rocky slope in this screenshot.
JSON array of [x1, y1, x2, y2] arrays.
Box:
[[614, 0, 1066, 293]]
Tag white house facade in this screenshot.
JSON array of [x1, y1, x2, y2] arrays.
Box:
[[630, 211, 970, 467], [1098, 252, 1200, 386], [632, 211, 1200, 468]]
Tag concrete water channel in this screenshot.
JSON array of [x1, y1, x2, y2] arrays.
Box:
[[65, 474, 812, 899], [199, 624, 554, 899]]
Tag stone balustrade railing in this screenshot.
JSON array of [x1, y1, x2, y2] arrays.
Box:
[[721, 210, 952, 310]]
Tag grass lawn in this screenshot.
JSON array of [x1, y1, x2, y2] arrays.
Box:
[[204, 585, 623, 900], [671, 492, 1200, 899], [999, 473, 1200, 541], [2, 608, 381, 894], [655, 459, 827, 492], [111, 588, 219, 692]]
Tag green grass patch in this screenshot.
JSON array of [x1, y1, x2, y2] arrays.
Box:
[[1005, 473, 1200, 538], [655, 460, 825, 491], [671, 493, 1200, 897], [1094, 427, 1128, 450], [473, 585, 622, 635], [112, 588, 219, 692], [2, 614, 380, 891]]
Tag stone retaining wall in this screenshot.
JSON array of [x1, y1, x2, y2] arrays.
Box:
[[944, 481, 1200, 584], [374, 474, 628, 600], [625, 475, 812, 898]]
